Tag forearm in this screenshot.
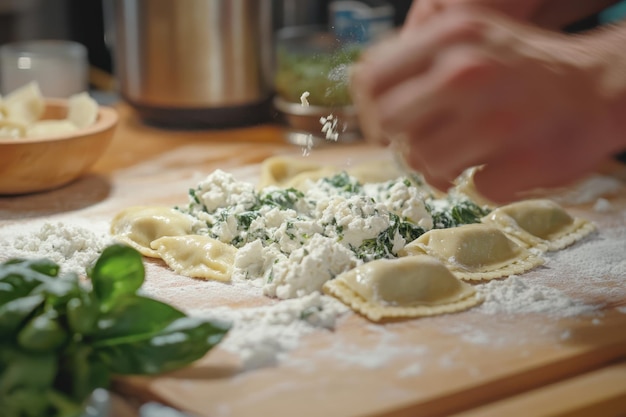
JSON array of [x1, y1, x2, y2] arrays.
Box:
[[533, 0, 620, 29], [581, 21, 626, 152]]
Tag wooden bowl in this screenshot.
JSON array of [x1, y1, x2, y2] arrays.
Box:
[[0, 99, 118, 195]]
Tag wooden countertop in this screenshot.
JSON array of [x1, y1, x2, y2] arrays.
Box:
[[2, 102, 626, 417]]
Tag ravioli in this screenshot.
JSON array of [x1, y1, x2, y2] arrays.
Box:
[[481, 199, 596, 251], [258, 156, 334, 189], [399, 224, 544, 281], [323, 255, 482, 321], [110, 206, 196, 257], [346, 159, 404, 184], [449, 166, 498, 208], [151, 235, 236, 281]]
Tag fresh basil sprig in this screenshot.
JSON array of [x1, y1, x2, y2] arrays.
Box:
[[0, 243, 230, 417]]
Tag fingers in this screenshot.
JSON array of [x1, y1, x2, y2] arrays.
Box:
[[472, 134, 602, 203], [351, 11, 491, 145]]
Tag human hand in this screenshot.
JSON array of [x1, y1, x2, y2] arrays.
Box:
[[405, 0, 543, 27], [350, 8, 624, 202], [405, 0, 620, 31]]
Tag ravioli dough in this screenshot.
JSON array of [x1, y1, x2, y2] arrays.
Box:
[[450, 166, 498, 208], [258, 156, 334, 189], [399, 224, 544, 281], [346, 159, 404, 184], [110, 206, 196, 258], [323, 255, 482, 321], [481, 199, 596, 251], [151, 235, 236, 281]]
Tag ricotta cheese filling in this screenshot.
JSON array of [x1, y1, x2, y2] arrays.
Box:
[[175, 169, 490, 299]]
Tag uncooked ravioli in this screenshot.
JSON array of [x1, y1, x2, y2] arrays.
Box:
[[110, 206, 196, 257], [150, 235, 237, 281], [323, 255, 482, 321], [399, 223, 544, 281], [258, 156, 334, 190], [481, 199, 596, 251]]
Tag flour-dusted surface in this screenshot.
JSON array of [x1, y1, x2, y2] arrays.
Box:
[[2, 143, 626, 417], [0, 218, 113, 274]]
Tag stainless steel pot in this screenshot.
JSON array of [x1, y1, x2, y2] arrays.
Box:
[[112, 0, 273, 127]]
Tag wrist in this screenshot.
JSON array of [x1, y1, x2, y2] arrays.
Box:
[[579, 24, 626, 154]]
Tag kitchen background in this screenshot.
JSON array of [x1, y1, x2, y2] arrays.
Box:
[[0, 0, 414, 84], [2, 0, 626, 92]]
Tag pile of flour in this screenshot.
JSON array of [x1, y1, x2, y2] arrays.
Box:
[[0, 220, 112, 274]]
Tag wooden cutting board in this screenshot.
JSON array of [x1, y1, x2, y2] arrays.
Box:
[[2, 134, 625, 417], [107, 146, 626, 417]]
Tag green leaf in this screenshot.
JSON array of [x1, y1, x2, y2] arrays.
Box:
[[0, 347, 57, 393], [95, 317, 230, 375], [56, 344, 109, 403], [66, 294, 100, 336], [1, 387, 53, 417], [17, 310, 68, 353], [3, 258, 60, 277], [89, 244, 145, 312], [0, 265, 57, 304], [0, 294, 45, 337], [93, 295, 185, 341]]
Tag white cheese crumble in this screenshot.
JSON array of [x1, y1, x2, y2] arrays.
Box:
[[177, 169, 490, 300], [320, 114, 339, 141], [300, 91, 310, 107]]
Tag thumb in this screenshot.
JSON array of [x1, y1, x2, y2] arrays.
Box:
[[403, 1, 442, 29]]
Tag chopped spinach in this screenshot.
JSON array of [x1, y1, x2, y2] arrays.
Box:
[[322, 172, 362, 194], [256, 188, 304, 211], [428, 199, 490, 229], [354, 213, 425, 261]]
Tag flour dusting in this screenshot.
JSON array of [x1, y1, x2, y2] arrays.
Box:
[[476, 275, 596, 317], [189, 292, 349, 371], [0, 220, 112, 274], [547, 175, 623, 205]]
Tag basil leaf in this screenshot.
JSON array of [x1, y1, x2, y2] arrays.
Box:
[[2, 387, 52, 417], [56, 344, 109, 403], [0, 294, 45, 337], [0, 347, 57, 392], [0, 265, 57, 304], [93, 295, 185, 341], [17, 310, 68, 353], [3, 258, 60, 277], [89, 244, 145, 312], [66, 293, 99, 336], [95, 317, 230, 375]]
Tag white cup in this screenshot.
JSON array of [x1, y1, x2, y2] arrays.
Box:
[[0, 40, 88, 98]]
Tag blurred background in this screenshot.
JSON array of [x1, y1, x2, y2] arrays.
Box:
[[0, 0, 414, 88], [1, 0, 624, 132]]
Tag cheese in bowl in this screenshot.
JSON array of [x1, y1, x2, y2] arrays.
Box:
[[0, 82, 118, 195]]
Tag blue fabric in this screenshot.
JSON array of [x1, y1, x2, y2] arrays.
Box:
[[599, 1, 626, 23]]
